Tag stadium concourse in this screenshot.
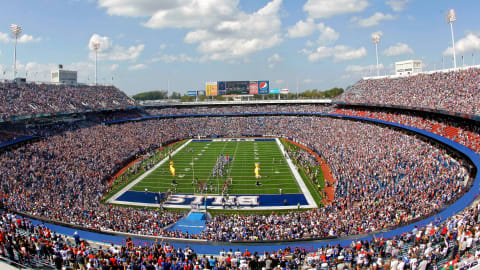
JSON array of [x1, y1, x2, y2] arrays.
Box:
[[0, 67, 479, 269]]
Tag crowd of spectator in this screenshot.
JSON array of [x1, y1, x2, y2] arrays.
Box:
[[336, 68, 480, 116], [144, 104, 333, 116], [3, 199, 480, 269], [0, 116, 471, 242], [0, 82, 136, 120], [334, 107, 480, 154]]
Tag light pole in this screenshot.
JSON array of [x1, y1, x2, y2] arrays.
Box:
[[372, 33, 381, 77], [10, 24, 22, 79], [92, 42, 100, 85], [446, 9, 457, 69]]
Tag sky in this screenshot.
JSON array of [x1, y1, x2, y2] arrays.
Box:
[[0, 0, 479, 96]]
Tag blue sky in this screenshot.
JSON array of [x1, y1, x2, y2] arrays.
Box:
[[0, 0, 478, 95]]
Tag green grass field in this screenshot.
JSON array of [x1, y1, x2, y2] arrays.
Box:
[[130, 140, 302, 195]]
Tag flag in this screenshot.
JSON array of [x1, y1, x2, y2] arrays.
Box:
[[169, 161, 175, 177], [254, 163, 260, 178]]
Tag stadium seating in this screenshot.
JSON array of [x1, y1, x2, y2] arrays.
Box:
[[0, 64, 479, 269], [0, 82, 137, 120], [336, 67, 480, 116], [0, 115, 472, 243]]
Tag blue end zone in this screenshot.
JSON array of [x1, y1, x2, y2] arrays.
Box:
[[116, 191, 308, 207], [116, 191, 164, 204]]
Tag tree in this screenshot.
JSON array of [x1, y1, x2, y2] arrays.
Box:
[[132, 90, 168, 101], [170, 92, 182, 99], [180, 95, 194, 102]]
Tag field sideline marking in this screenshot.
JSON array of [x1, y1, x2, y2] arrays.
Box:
[[106, 139, 193, 204], [275, 138, 318, 208]]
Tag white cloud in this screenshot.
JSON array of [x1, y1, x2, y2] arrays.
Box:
[[267, 53, 283, 68], [334, 45, 367, 61], [110, 64, 119, 71], [346, 63, 384, 73], [317, 23, 339, 45], [382, 43, 414, 56], [143, 0, 238, 29], [386, 0, 411, 12], [151, 53, 203, 63], [0, 32, 41, 43], [88, 34, 113, 52], [88, 34, 144, 62], [351, 12, 395, 27], [22, 62, 57, 80], [0, 33, 9, 43], [184, 0, 284, 60], [286, 18, 317, 38], [304, 0, 369, 19], [286, 19, 339, 45], [128, 63, 148, 71], [305, 45, 367, 62], [110, 44, 145, 61], [307, 46, 333, 62], [303, 78, 313, 83], [2, 61, 105, 84], [443, 33, 480, 56], [98, 0, 182, 17], [17, 34, 42, 43], [98, 0, 284, 60]]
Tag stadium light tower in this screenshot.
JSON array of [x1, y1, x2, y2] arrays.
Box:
[[372, 33, 381, 77], [446, 9, 457, 69], [10, 24, 22, 79], [92, 42, 100, 85]]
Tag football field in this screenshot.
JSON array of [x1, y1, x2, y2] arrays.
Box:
[[130, 139, 301, 195]]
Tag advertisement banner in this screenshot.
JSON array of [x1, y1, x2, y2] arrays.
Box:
[[217, 81, 226, 95], [258, 80, 269, 94], [269, 88, 280, 94], [280, 88, 289, 94], [205, 82, 218, 96], [249, 81, 258, 94], [187, 90, 197, 96]]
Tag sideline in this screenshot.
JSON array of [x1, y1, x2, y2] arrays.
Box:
[[282, 138, 336, 205], [275, 138, 317, 208], [107, 139, 193, 204]]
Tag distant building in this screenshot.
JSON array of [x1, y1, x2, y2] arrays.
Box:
[[51, 64, 77, 84], [395, 60, 422, 76]]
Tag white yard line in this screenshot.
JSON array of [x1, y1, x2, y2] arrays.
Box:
[[275, 138, 318, 208], [107, 139, 192, 204]]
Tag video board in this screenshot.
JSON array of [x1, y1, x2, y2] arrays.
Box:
[[225, 81, 250, 95], [213, 80, 269, 95]]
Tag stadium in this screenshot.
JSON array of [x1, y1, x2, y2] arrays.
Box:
[[1, 1, 480, 270]]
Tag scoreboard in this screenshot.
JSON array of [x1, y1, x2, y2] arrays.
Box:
[[225, 81, 250, 95], [206, 80, 269, 96]]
